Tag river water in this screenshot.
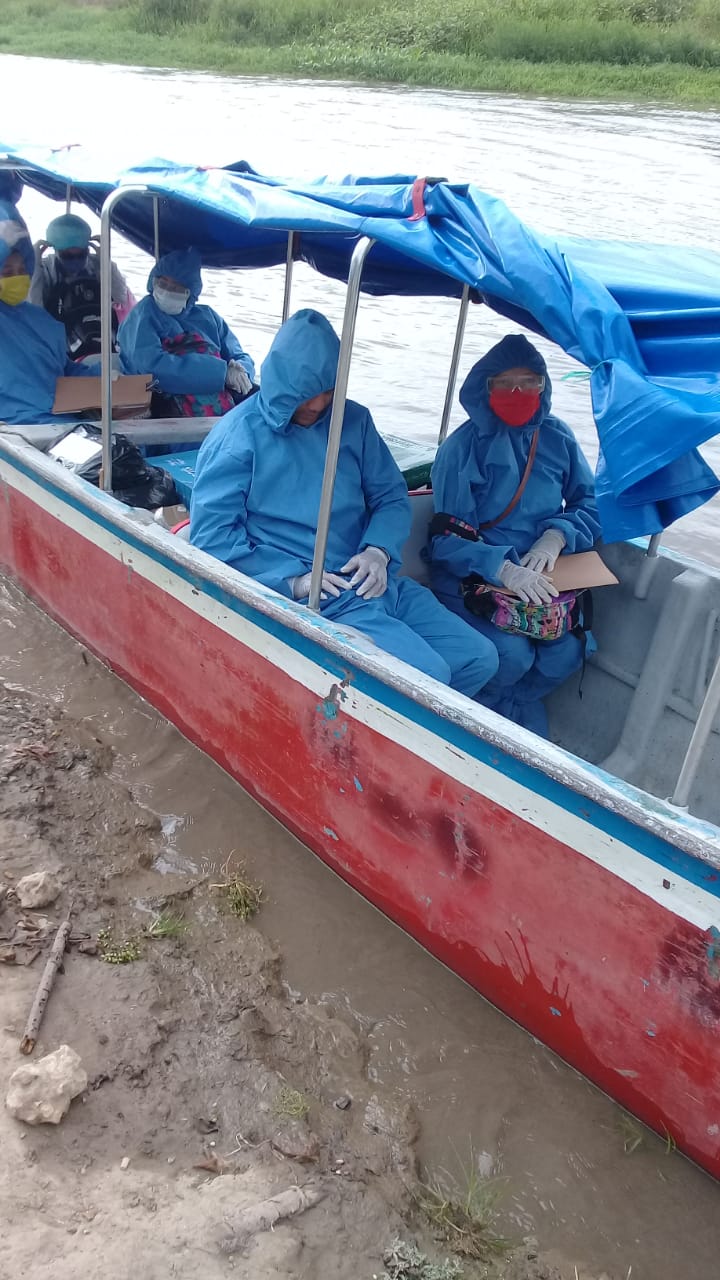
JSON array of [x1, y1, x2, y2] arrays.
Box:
[[3, 54, 720, 1277], [5, 53, 720, 560]]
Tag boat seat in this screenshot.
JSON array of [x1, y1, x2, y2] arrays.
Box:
[[601, 566, 720, 790], [399, 491, 433, 585]]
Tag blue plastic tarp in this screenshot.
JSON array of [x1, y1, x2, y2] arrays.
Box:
[[3, 142, 720, 540]]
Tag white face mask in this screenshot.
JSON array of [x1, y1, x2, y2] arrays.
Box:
[[152, 284, 190, 316]]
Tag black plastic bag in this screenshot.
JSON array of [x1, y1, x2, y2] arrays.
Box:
[[57, 424, 181, 509]]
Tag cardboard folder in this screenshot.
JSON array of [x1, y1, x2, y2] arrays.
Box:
[[492, 550, 618, 598], [52, 374, 152, 416], [547, 550, 618, 591]]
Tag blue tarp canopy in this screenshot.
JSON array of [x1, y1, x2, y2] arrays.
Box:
[[3, 141, 720, 540]]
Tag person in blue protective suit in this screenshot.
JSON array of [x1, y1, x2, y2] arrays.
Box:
[[119, 248, 255, 419], [0, 205, 93, 426], [428, 332, 601, 737], [190, 308, 498, 697], [0, 170, 24, 212]]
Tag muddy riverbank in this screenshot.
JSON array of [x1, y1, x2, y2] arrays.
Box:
[[0, 672, 580, 1280], [0, 680, 511, 1277], [2, 579, 720, 1278]]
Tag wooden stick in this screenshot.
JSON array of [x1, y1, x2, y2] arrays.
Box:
[[19, 909, 72, 1055]]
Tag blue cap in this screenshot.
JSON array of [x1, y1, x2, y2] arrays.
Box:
[[46, 213, 92, 252]]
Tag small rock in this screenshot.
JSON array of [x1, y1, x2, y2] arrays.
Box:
[[120, 1156, 130, 1170], [6, 1045, 87, 1125], [15, 871, 61, 910], [98, 1033, 109, 1046], [167, 1156, 175, 1165], [333, 1094, 352, 1111]]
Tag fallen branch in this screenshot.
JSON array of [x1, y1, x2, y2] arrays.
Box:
[[219, 1183, 325, 1254], [19, 907, 73, 1055]]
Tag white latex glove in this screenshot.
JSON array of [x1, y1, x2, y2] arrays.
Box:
[[498, 560, 559, 605], [340, 546, 389, 600], [520, 528, 566, 574], [225, 360, 253, 397], [289, 571, 351, 601]]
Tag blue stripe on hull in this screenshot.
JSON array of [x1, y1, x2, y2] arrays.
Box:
[[3, 444, 719, 903]]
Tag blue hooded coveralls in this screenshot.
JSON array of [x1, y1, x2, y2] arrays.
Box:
[[428, 334, 601, 736], [190, 309, 496, 697], [0, 202, 93, 426], [118, 248, 255, 402]]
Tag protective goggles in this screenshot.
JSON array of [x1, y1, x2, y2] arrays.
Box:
[[487, 374, 545, 393]]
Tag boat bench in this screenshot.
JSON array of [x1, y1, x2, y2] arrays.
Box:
[[151, 453, 435, 530], [601, 564, 720, 799], [0, 418, 219, 455]]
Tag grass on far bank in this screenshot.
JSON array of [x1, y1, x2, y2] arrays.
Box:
[[3, 0, 720, 104]]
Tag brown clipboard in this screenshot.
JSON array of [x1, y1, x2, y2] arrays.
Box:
[[548, 550, 618, 591], [52, 374, 152, 416]]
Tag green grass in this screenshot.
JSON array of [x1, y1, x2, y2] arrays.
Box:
[[416, 1157, 512, 1262], [97, 925, 142, 964], [210, 861, 263, 920], [4, 0, 720, 103], [143, 909, 188, 939], [272, 1085, 311, 1119]]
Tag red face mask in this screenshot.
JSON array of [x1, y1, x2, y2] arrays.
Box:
[[489, 388, 540, 427]]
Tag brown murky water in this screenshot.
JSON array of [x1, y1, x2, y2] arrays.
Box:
[[3, 575, 720, 1278]]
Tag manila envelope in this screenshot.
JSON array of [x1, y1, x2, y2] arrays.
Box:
[[492, 550, 618, 598], [547, 550, 618, 591], [52, 374, 152, 416]]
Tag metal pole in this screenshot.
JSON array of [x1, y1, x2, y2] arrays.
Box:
[[65, 184, 72, 214], [672, 649, 720, 808], [99, 185, 151, 493], [153, 196, 161, 261], [633, 531, 663, 600], [282, 231, 298, 323], [308, 236, 375, 612], [437, 284, 470, 446]]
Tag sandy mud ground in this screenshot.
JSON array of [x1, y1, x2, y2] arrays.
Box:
[[0, 678, 601, 1280]]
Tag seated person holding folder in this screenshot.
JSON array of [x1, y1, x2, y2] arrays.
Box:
[[0, 205, 92, 427], [427, 333, 601, 737]]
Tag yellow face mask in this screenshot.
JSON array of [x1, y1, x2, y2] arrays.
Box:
[[0, 274, 31, 307]]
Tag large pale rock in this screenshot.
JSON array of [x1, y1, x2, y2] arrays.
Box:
[[15, 871, 61, 909], [6, 1045, 87, 1125]]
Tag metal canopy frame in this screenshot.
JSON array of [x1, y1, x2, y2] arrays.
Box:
[[437, 284, 469, 447], [99, 185, 155, 492], [308, 236, 375, 611]]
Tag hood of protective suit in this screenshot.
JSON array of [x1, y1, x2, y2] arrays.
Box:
[[0, 171, 23, 206], [147, 248, 203, 304], [0, 203, 35, 278], [460, 333, 552, 434], [256, 309, 340, 435]]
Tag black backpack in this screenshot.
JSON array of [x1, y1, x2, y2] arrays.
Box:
[[43, 266, 118, 361]]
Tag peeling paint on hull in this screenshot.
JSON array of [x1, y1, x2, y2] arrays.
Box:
[[2, 436, 720, 1180]]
